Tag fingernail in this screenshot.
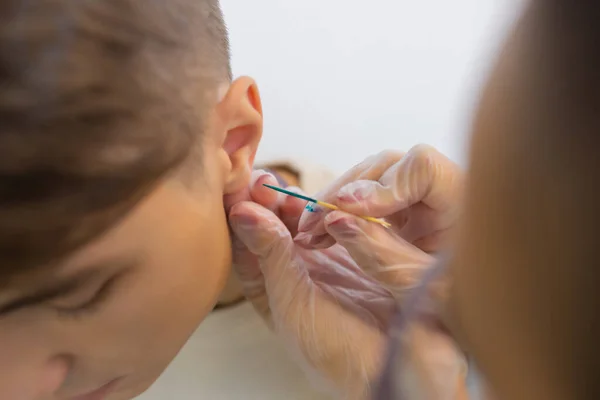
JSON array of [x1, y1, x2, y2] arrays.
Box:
[[258, 174, 278, 189], [326, 215, 361, 236], [328, 215, 358, 229], [309, 235, 328, 247], [295, 233, 328, 248], [250, 169, 276, 187], [337, 182, 375, 203], [259, 172, 276, 182], [294, 232, 313, 247], [230, 213, 257, 231], [309, 235, 333, 249], [298, 208, 323, 232]]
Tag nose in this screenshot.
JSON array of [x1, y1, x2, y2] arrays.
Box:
[[37, 355, 70, 398]]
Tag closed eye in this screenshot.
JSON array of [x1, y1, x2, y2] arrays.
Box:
[[53, 272, 123, 319]]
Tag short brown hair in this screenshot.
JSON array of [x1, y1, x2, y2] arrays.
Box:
[[0, 0, 231, 280]]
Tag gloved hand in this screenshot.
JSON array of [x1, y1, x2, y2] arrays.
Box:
[[220, 169, 309, 306], [297, 145, 463, 253], [321, 211, 469, 399], [227, 171, 466, 398], [229, 199, 395, 399]]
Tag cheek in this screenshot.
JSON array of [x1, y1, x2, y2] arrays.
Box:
[[141, 201, 232, 329], [72, 199, 232, 379]]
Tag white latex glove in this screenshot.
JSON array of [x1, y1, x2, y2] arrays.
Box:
[[297, 144, 463, 253], [322, 212, 469, 400], [229, 198, 395, 399], [227, 171, 467, 398]]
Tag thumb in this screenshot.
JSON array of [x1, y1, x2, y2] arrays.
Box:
[[336, 179, 407, 218], [337, 144, 462, 219], [229, 201, 291, 258], [229, 202, 305, 303], [324, 211, 433, 294]]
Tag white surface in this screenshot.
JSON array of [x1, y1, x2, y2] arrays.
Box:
[[223, 0, 521, 173], [136, 303, 332, 400]]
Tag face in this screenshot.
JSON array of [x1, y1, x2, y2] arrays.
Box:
[[0, 77, 263, 400]]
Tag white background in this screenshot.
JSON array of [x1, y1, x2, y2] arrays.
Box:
[[222, 0, 522, 173]]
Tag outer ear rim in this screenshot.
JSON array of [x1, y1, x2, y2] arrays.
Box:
[[220, 77, 263, 195], [220, 76, 263, 127]]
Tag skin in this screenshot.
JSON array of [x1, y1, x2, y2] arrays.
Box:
[[0, 76, 263, 400]]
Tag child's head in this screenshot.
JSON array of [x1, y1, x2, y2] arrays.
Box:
[[0, 1, 262, 398]]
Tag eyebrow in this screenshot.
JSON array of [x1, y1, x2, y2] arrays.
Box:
[[0, 260, 132, 316]]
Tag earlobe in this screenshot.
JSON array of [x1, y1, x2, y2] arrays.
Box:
[[219, 76, 263, 194]]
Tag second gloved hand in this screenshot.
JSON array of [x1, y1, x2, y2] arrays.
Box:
[[228, 172, 466, 399], [322, 211, 469, 399], [229, 200, 397, 399], [298, 145, 463, 253]]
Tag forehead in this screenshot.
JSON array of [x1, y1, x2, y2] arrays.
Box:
[[2, 175, 215, 287], [0, 184, 177, 300]]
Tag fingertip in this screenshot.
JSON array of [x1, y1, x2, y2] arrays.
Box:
[[229, 202, 261, 228], [297, 205, 328, 234], [297, 212, 316, 233], [294, 232, 313, 248], [325, 211, 394, 247], [229, 202, 292, 256], [336, 180, 375, 203], [279, 187, 307, 235], [293, 232, 335, 250], [249, 169, 271, 187], [310, 235, 336, 249], [324, 210, 364, 230], [281, 186, 307, 210], [323, 213, 367, 244], [250, 172, 282, 209], [324, 210, 355, 225], [229, 201, 282, 226], [337, 181, 405, 218]]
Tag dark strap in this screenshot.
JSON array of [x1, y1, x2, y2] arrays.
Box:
[[374, 261, 450, 399]]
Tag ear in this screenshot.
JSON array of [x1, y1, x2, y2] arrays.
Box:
[[218, 76, 263, 195]]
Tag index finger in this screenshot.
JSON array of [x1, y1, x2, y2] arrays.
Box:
[[298, 150, 405, 235], [336, 145, 463, 219]]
